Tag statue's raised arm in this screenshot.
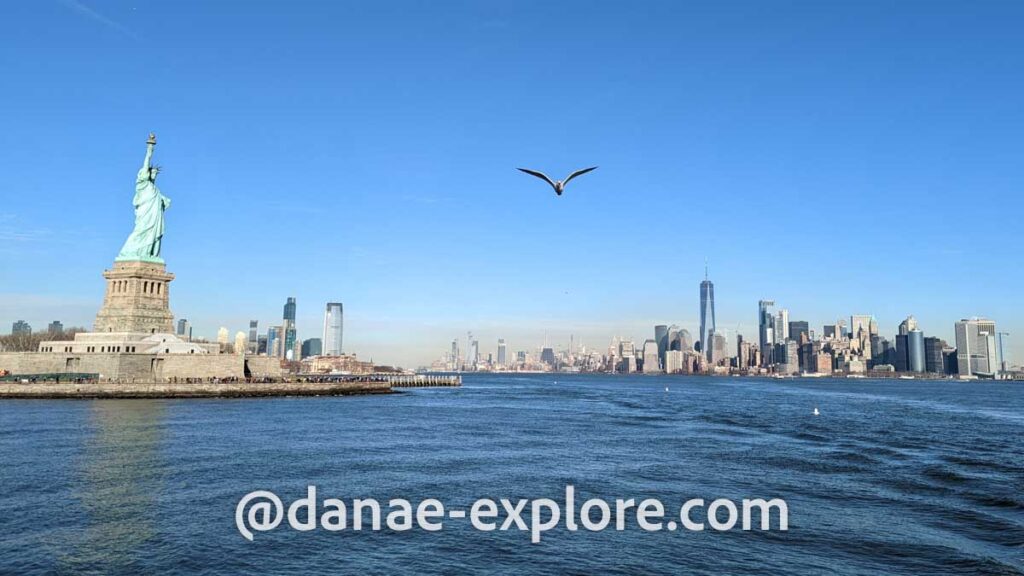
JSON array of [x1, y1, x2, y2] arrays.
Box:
[[140, 133, 156, 178]]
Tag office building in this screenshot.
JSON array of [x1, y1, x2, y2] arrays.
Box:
[[924, 337, 947, 374], [850, 315, 873, 339], [451, 340, 460, 370], [282, 297, 297, 361], [234, 332, 247, 355], [776, 309, 789, 341], [642, 339, 661, 373], [323, 302, 344, 356], [12, 320, 31, 336], [700, 272, 716, 362], [540, 347, 556, 368], [955, 318, 998, 377], [675, 329, 693, 352], [711, 331, 728, 366], [248, 320, 259, 353], [655, 325, 669, 369], [176, 318, 190, 339], [788, 321, 809, 344], [908, 329, 925, 373], [47, 321, 64, 334], [665, 350, 683, 373], [301, 338, 322, 359], [497, 338, 507, 367], [758, 300, 776, 366], [467, 338, 479, 369], [267, 326, 281, 358]]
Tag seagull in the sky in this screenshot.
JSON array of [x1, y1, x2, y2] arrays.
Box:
[[517, 166, 598, 195]]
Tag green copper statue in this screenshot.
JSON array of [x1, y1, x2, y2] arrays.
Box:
[[116, 133, 171, 263]]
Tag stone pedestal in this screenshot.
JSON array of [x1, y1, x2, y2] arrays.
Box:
[[94, 261, 175, 334]]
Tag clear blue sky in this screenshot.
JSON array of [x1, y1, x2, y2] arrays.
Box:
[[1, 0, 1021, 367]]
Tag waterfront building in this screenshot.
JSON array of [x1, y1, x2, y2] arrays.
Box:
[[955, 318, 998, 377], [815, 351, 833, 374], [700, 273, 716, 363], [893, 316, 924, 373], [497, 338, 507, 367], [924, 337, 947, 374], [323, 302, 343, 356], [540, 347, 556, 369], [774, 340, 799, 374], [894, 334, 909, 372], [301, 338, 322, 359], [301, 353, 375, 375], [758, 300, 776, 366], [642, 339, 661, 373], [908, 329, 925, 372], [942, 346, 959, 375], [12, 320, 31, 336], [665, 350, 683, 374], [47, 321, 64, 334]]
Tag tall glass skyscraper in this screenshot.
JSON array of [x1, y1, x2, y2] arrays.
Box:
[[323, 302, 344, 356], [497, 338, 507, 367], [282, 297, 297, 360], [759, 300, 776, 366], [699, 270, 715, 363]]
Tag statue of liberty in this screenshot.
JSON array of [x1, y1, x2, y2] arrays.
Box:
[[116, 133, 171, 263]]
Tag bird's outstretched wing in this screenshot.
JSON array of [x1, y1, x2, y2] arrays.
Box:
[[563, 166, 598, 187], [517, 168, 558, 191]]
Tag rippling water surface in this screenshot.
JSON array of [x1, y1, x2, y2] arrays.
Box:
[[1, 375, 1023, 575]]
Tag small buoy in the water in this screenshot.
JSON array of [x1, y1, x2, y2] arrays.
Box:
[[813, 407, 820, 416], [664, 386, 669, 392]]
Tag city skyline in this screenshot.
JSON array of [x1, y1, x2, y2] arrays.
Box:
[[1, 2, 1022, 367], [2, 280, 1016, 371]]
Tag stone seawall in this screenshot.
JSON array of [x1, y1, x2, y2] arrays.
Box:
[[0, 380, 391, 399]]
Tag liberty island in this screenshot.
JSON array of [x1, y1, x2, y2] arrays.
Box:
[[0, 135, 457, 397]]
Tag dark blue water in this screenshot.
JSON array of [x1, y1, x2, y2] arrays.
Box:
[[1, 375, 1022, 575]]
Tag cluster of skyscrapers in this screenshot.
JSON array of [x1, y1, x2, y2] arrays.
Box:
[[173, 298, 345, 362], [433, 268, 1011, 379]]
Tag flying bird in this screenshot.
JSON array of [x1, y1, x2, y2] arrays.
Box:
[[517, 166, 598, 195]]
